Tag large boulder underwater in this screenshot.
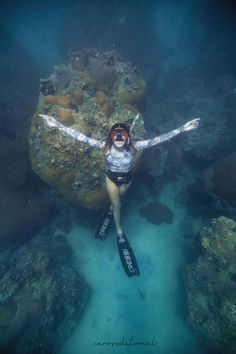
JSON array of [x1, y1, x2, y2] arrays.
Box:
[[29, 48, 147, 209], [200, 151, 236, 204], [184, 216, 236, 354], [0, 231, 90, 353]]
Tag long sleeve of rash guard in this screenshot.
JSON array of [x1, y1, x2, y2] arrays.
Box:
[[40, 114, 105, 149], [133, 126, 184, 151]]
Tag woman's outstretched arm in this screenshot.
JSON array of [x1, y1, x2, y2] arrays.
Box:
[[134, 118, 200, 151], [39, 114, 105, 149]]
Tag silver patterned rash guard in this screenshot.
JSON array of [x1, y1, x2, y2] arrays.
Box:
[[106, 145, 133, 173], [40, 114, 184, 173]]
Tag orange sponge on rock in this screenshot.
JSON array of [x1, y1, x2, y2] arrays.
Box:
[[57, 96, 71, 108], [44, 95, 58, 105], [70, 90, 84, 105], [58, 110, 75, 126]]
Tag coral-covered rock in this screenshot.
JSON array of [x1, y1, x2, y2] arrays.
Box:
[[95, 90, 109, 105], [0, 137, 29, 193], [29, 49, 146, 209], [116, 77, 146, 107], [70, 89, 84, 105], [0, 190, 52, 248], [57, 95, 71, 108], [44, 95, 58, 105], [58, 110, 75, 126], [201, 152, 236, 203], [184, 216, 236, 354], [0, 290, 45, 352], [54, 64, 71, 91], [95, 90, 114, 117], [0, 135, 53, 248], [0, 232, 90, 353], [88, 56, 117, 92]]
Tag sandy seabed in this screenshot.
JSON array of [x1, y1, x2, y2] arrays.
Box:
[[59, 181, 206, 354]]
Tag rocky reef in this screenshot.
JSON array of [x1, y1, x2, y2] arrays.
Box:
[[0, 133, 52, 249], [0, 230, 90, 353], [29, 49, 147, 209], [174, 151, 236, 222], [200, 151, 236, 203], [184, 216, 236, 354]]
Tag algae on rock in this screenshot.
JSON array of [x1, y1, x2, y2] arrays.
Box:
[[29, 49, 146, 209], [0, 232, 90, 353], [184, 216, 236, 354]]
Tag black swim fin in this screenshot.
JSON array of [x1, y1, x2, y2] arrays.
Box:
[[117, 234, 140, 277], [95, 205, 113, 241]]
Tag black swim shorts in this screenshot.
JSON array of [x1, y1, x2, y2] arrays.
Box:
[[107, 170, 133, 187]]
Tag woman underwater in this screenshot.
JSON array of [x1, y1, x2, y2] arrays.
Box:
[[40, 114, 199, 276]]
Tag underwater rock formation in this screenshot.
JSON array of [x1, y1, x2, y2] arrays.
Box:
[[0, 137, 29, 193], [184, 216, 236, 354], [0, 232, 90, 353], [0, 190, 52, 248], [201, 151, 236, 203], [0, 290, 46, 351], [0, 136, 53, 249], [29, 49, 146, 209], [175, 152, 236, 220], [139, 201, 173, 224]]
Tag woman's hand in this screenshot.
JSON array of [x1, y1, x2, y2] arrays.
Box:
[[39, 114, 59, 128], [182, 118, 200, 132]]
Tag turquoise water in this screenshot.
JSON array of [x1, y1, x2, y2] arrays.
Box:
[[59, 180, 206, 354]]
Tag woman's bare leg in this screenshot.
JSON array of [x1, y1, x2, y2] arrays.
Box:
[[105, 176, 125, 241]]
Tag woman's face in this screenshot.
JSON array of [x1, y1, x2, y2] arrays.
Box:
[[111, 128, 128, 148]]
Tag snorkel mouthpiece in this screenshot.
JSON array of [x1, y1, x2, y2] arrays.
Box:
[[115, 131, 125, 141]]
